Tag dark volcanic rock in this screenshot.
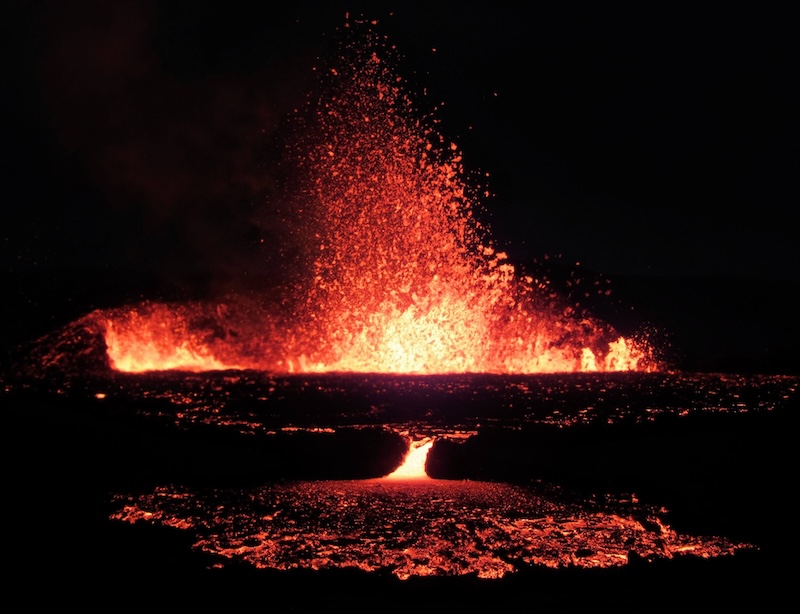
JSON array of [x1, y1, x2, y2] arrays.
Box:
[[426, 407, 795, 551], [6, 391, 409, 491], [7, 312, 111, 381]]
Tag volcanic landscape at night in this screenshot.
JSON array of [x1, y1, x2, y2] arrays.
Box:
[[4, 2, 798, 609], [23, 24, 659, 379]]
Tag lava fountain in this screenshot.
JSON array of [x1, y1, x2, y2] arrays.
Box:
[[38, 20, 659, 377]]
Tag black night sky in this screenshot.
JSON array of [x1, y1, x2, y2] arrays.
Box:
[[4, 1, 799, 371]]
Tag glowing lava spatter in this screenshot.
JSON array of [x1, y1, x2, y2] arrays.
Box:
[[84, 20, 659, 375]]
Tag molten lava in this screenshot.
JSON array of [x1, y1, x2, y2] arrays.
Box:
[[86, 21, 660, 376], [383, 437, 434, 480]]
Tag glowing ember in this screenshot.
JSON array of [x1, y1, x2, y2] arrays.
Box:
[[67, 20, 661, 376]]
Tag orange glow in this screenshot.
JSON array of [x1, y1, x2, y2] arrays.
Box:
[[110, 480, 755, 580], [90, 26, 661, 376], [382, 437, 434, 480], [105, 311, 235, 373]]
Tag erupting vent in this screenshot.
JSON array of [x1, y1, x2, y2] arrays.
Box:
[[46, 21, 660, 376]]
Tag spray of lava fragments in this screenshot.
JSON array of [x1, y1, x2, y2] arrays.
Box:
[[87, 25, 659, 376]]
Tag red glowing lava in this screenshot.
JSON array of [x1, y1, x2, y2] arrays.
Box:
[[61, 20, 661, 376]]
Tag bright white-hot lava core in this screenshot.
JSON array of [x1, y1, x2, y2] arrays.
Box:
[[86, 22, 660, 376], [383, 437, 434, 480]]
